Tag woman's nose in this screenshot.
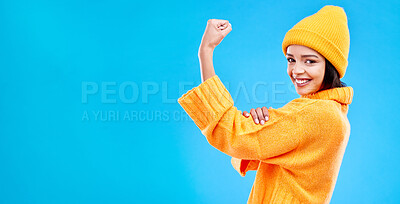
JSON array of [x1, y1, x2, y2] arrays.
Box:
[[292, 65, 305, 75]]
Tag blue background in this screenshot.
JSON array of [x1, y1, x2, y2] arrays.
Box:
[[1, 0, 399, 203]]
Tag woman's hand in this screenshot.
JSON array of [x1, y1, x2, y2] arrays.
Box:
[[242, 107, 271, 125], [199, 19, 232, 51]]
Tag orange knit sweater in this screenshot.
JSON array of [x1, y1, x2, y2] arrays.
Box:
[[177, 75, 353, 204]]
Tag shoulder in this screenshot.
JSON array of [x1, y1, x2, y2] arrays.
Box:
[[278, 98, 319, 113], [278, 98, 347, 133], [294, 99, 343, 120], [269, 98, 345, 125], [297, 99, 349, 137], [270, 98, 326, 119], [267, 98, 332, 126]]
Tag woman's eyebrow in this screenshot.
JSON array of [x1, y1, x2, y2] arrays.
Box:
[[286, 53, 319, 58]]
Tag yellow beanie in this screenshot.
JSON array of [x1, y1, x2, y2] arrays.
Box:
[[282, 5, 350, 78]]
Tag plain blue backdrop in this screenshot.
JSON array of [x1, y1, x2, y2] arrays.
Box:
[[1, 0, 399, 203]]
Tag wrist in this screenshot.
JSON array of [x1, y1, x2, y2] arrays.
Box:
[[198, 45, 214, 56]]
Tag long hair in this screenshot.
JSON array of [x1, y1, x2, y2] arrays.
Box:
[[319, 58, 347, 91]]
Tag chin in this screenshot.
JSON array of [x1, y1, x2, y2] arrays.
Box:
[[294, 85, 318, 96], [296, 89, 310, 96], [291, 78, 320, 96]]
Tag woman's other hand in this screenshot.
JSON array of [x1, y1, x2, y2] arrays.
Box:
[[242, 107, 271, 125], [199, 19, 232, 51]]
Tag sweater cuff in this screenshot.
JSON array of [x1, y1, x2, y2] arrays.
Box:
[[231, 157, 248, 177], [177, 75, 234, 130]]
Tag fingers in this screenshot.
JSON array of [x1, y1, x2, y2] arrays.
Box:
[[242, 111, 250, 117], [220, 21, 232, 36], [217, 21, 229, 29], [209, 19, 228, 28], [250, 108, 259, 124], [256, 108, 265, 125], [249, 107, 270, 125], [208, 19, 232, 36], [226, 22, 232, 31], [262, 107, 269, 121]]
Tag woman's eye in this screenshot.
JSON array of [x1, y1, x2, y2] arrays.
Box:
[[287, 58, 294, 63], [306, 60, 316, 64]]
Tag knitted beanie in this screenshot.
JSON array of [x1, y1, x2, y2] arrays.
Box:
[[282, 5, 350, 78]]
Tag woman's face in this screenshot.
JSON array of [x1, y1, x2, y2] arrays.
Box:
[[286, 44, 326, 96]]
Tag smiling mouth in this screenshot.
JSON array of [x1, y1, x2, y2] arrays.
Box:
[[294, 78, 312, 87]]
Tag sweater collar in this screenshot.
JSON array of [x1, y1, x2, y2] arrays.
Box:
[[300, 86, 354, 105]]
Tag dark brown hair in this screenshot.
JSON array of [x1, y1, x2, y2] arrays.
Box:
[[319, 58, 347, 91]]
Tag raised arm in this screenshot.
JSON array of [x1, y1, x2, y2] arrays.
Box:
[[198, 47, 215, 83], [179, 19, 318, 164], [198, 19, 232, 82]]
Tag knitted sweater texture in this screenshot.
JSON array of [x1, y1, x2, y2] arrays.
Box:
[[177, 75, 353, 204]]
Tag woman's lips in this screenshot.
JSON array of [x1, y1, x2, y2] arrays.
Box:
[[294, 78, 312, 87]]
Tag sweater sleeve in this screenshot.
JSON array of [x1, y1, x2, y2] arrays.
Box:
[[177, 75, 317, 161]]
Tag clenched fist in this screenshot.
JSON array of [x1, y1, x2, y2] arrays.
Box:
[[199, 19, 232, 50]]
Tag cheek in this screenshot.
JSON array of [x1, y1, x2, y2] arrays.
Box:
[[287, 66, 292, 77], [310, 65, 325, 83], [317, 65, 325, 81]]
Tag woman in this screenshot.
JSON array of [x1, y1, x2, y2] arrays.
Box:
[[178, 5, 353, 204]]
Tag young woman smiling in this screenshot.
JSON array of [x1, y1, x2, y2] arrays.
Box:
[[178, 5, 353, 204]]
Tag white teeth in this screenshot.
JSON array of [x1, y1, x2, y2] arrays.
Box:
[[295, 79, 311, 84]]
